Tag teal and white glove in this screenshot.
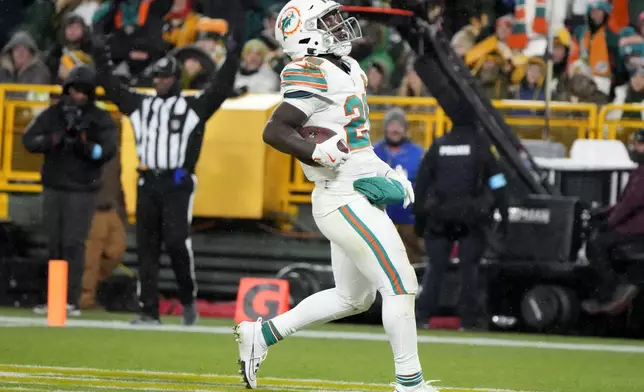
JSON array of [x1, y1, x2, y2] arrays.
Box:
[[385, 167, 415, 208]]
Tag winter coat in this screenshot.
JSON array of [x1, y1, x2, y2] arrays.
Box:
[[22, 66, 117, 192], [608, 165, 644, 235], [0, 31, 51, 85]]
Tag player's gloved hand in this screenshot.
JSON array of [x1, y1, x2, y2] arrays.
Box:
[[311, 135, 349, 169], [385, 168, 415, 208]]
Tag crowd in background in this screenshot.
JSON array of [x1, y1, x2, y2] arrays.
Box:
[[0, 0, 643, 111]]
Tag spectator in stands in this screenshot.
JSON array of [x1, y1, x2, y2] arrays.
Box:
[[195, 19, 228, 67], [23, 65, 117, 316], [511, 57, 546, 113], [258, 2, 289, 75], [552, 28, 572, 86], [257, 2, 284, 52], [397, 65, 429, 98], [373, 108, 425, 265], [45, 14, 92, 82], [359, 23, 394, 78], [639, 11, 644, 37], [366, 61, 391, 96], [610, 29, 644, 119], [555, 60, 608, 106], [620, 68, 644, 120], [234, 39, 279, 93], [0, 31, 51, 86], [387, 31, 413, 90], [569, 0, 629, 95], [451, 24, 478, 58], [81, 150, 127, 310], [57, 50, 93, 83], [21, 0, 86, 54], [471, 52, 510, 100], [92, 0, 173, 85], [618, 27, 644, 77], [465, 14, 512, 69], [163, 0, 201, 49], [170, 45, 217, 89]]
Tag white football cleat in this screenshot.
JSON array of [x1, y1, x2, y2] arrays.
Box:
[[392, 380, 441, 392], [233, 318, 268, 389]]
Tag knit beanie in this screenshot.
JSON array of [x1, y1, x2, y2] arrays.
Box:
[[587, 0, 612, 14], [384, 107, 408, 130]]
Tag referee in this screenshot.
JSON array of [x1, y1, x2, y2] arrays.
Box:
[[91, 7, 244, 326]]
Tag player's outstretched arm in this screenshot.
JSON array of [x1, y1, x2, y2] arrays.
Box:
[[263, 102, 318, 166]]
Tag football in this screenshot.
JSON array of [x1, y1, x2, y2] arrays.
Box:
[[297, 126, 349, 153]]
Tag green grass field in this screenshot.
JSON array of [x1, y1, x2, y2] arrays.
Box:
[[1, 307, 643, 392]]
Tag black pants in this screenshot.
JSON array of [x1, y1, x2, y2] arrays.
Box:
[[42, 188, 95, 307], [587, 230, 642, 301], [416, 225, 486, 329], [136, 171, 197, 319]]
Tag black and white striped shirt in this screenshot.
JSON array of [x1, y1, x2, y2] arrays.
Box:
[[94, 56, 240, 174], [129, 95, 202, 171]]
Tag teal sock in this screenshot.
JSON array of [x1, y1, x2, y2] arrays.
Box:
[[260, 320, 283, 347], [396, 372, 423, 387]]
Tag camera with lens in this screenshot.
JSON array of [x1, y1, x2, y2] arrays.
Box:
[[61, 103, 89, 144]]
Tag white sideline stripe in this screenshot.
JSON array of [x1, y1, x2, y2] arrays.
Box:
[[1, 315, 643, 354], [0, 365, 534, 392], [0, 372, 297, 392], [0, 380, 219, 392]]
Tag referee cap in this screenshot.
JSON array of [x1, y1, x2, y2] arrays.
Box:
[[151, 56, 182, 78]]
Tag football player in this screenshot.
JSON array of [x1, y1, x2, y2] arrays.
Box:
[[233, 1, 439, 392]]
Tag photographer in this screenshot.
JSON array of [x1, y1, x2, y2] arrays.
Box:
[[23, 64, 118, 315]]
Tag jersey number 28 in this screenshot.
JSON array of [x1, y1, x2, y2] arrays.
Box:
[[344, 94, 371, 150]]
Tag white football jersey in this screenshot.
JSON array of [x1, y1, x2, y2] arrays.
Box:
[[280, 56, 388, 216]]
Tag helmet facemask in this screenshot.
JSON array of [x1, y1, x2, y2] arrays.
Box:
[[312, 7, 361, 57]]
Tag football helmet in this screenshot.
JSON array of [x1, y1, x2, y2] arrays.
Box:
[[275, 0, 362, 59]]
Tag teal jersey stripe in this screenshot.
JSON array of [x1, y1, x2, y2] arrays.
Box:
[[282, 73, 327, 85], [339, 206, 407, 295]]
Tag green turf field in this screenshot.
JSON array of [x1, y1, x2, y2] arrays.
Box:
[[1, 308, 643, 392]]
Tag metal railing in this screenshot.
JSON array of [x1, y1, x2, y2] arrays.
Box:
[[0, 84, 641, 219]]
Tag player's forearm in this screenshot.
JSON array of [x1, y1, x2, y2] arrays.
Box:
[[263, 122, 316, 166]]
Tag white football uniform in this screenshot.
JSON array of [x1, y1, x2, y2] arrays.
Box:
[[279, 56, 418, 296]]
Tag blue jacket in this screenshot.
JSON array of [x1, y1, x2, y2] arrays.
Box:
[[512, 82, 546, 117], [373, 140, 424, 224]]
